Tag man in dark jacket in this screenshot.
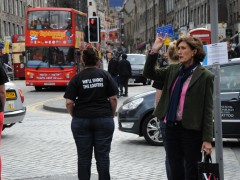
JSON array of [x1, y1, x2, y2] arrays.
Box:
[[227, 41, 236, 59], [118, 54, 132, 97], [107, 52, 120, 97], [159, 52, 169, 67]]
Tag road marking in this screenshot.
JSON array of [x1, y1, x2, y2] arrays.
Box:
[[27, 96, 64, 113]]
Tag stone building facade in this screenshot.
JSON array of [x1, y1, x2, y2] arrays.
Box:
[[0, 0, 48, 40], [0, 0, 27, 39], [122, 0, 232, 52], [227, 0, 240, 36]]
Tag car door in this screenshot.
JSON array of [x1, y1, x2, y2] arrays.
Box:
[[220, 63, 240, 138]]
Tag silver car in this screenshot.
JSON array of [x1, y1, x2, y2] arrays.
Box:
[[3, 81, 26, 130], [127, 54, 151, 85]]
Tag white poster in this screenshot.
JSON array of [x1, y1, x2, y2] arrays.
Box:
[[202, 42, 228, 65]]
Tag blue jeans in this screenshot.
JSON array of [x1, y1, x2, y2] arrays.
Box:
[[160, 121, 172, 180], [71, 117, 115, 180]]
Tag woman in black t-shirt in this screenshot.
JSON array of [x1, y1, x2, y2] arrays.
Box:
[[64, 47, 117, 180]]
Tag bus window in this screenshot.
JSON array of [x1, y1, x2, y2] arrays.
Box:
[[28, 10, 71, 30], [36, 19, 42, 30], [33, 50, 43, 60]]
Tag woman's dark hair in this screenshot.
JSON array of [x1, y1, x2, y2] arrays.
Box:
[[176, 36, 206, 63], [82, 47, 99, 66]]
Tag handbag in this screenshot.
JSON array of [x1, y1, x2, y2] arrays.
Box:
[[198, 152, 220, 180]]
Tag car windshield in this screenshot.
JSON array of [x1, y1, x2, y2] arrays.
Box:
[[127, 55, 146, 65], [25, 46, 75, 68]]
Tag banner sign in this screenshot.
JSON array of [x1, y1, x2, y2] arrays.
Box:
[[156, 24, 174, 37]]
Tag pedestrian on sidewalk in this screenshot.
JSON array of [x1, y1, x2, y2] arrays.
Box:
[[118, 53, 132, 97], [0, 59, 9, 179], [144, 34, 214, 180], [152, 40, 179, 180], [64, 46, 117, 180], [107, 51, 120, 97]]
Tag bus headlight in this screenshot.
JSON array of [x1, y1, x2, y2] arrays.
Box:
[[27, 72, 34, 79], [66, 74, 70, 79]]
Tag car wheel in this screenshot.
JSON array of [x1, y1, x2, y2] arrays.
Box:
[[35, 86, 42, 91], [142, 114, 163, 146]]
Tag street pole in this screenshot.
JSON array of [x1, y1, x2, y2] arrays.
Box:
[[153, 0, 156, 39], [145, 0, 147, 44], [210, 1, 224, 180]]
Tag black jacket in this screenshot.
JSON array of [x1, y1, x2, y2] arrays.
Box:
[[108, 58, 119, 77], [118, 59, 132, 77]]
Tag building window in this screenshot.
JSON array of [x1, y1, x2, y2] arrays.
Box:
[[3, 0, 6, 12], [3, 21, 6, 36], [13, 24, 15, 34], [17, 25, 19, 34], [7, 0, 10, 13], [12, 0, 15, 15], [194, 8, 196, 26], [15, 0, 18, 16], [7, 22, 10, 35], [191, 10, 193, 22], [198, 7, 200, 25], [20, 1, 23, 17]]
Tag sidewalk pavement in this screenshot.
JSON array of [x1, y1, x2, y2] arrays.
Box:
[[42, 96, 120, 180]]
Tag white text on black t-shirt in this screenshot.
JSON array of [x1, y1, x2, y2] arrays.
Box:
[[82, 78, 104, 89]]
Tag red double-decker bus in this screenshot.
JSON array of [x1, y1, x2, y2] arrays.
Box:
[[12, 34, 26, 79], [25, 7, 87, 91]]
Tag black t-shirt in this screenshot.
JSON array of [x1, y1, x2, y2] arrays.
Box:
[[0, 61, 9, 112], [64, 67, 117, 118]]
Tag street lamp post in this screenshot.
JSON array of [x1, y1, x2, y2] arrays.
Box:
[[210, 1, 224, 180]]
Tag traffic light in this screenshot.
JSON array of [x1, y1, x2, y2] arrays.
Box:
[[88, 16, 100, 43]]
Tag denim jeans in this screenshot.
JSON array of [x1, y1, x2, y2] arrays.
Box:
[[165, 123, 202, 180], [160, 120, 172, 180], [71, 117, 115, 180]]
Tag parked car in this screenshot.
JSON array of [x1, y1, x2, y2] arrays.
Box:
[[118, 60, 240, 146], [3, 81, 26, 130], [127, 54, 151, 85]]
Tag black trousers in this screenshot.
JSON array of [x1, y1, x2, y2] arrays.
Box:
[[119, 76, 129, 95], [165, 123, 202, 180]]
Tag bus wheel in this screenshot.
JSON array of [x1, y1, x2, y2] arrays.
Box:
[[35, 86, 42, 91]]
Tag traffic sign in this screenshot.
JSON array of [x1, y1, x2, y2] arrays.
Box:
[[156, 24, 174, 37], [0, 41, 4, 49]]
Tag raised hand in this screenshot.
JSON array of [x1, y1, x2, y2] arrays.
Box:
[[152, 32, 168, 53]]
